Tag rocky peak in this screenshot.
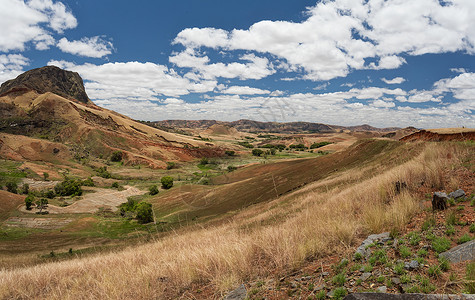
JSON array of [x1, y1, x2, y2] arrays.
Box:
[[0, 66, 90, 104]]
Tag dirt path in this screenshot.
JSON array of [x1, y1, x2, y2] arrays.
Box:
[[20, 186, 144, 214]]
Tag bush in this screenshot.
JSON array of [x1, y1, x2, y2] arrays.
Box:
[[428, 265, 441, 277], [310, 141, 332, 149], [149, 185, 159, 195], [332, 273, 346, 286], [199, 157, 209, 165], [161, 176, 173, 189], [225, 150, 235, 156], [20, 183, 29, 194], [110, 151, 123, 162], [166, 162, 176, 170], [399, 245, 412, 258], [25, 194, 34, 210], [96, 166, 111, 178], [252, 149, 264, 157], [119, 198, 138, 216], [333, 287, 347, 300], [43, 172, 49, 181], [82, 177, 95, 187], [43, 189, 55, 199], [111, 182, 120, 189], [237, 141, 254, 148], [136, 202, 153, 224], [54, 178, 83, 197], [432, 236, 451, 253], [6, 181, 17, 194], [227, 166, 237, 172], [458, 233, 472, 244]]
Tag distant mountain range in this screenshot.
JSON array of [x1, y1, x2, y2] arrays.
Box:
[[151, 119, 402, 134]]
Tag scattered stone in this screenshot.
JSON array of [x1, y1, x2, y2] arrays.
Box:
[[377, 286, 387, 293], [223, 284, 247, 300], [314, 284, 325, 291], [404, 260, 419, 270], [449, 189, 466, 200], [432, 192, 449, 210], [355, 232, 390, 259], [321, 272, 329, 276], [300, 276, 312, 281], [359, 272, 372, 281], [290, 282, 298, 289], [328, 290, 335, 297], [439, 240, 475, 263], [391, 277, 401, 285], [344, 293, 475, 299]]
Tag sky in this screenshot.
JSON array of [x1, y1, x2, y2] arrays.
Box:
[[0, 0, 474, 128]]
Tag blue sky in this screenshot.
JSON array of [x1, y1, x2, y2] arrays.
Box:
[[0, 0, 474, 128]]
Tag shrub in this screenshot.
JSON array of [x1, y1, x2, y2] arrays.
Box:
[[161, 176, 173, 189], [119, 198, 138, 216], [333, 287, 347, 300], [43, 189, 55, 199], [25, 195, 34, 210], [422, 215, 436, 231], [136, 202, 153, 224], [227, 166, 237, 172], [354, 252, 363, 261], [428, 265, 441, 277], [446, 225, 456, 236], [315, 290, 326, 300], [6, 181, 17, 194], [54, 178, 83, 197], [458, 233, 472, 244], [149, 185, 159, 195], [166, 162, 176, 170], [399, 245, 412, 258], [20, 183, 29, 195], [432, 237, 451, 253], [408, 232, 421, 246], [225, 150, 235, 156], [43, 172, 49, 181], [439, 257, 450, 272], [470, 223, 475, 233], [417, 248, 428, 257], [237, 141, 254, 148], [110, 151, 123, 162], [466, 261, 475, 293], [82, 177, 94, 187], [446, 211, 458, 226], [394, 262, 405, 275], [111, 182, 120, 189], [252, 149, 264, 157], [332, 273, 346, 286], [310, 141, 332, 149], [96, 166, 111, 179], [199, 157, 209, 165]]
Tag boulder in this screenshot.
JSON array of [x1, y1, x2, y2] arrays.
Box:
[[404, 260, 419, 270], [449, 189, 466, 200], [223, 284, 247, 300], [439, 240, 475, 263], [355, 232, 390, 259], [432, 192, 449, 210]]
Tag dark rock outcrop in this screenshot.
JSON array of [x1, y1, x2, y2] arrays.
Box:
[[223, 284, 247, 300], [0, 66, 90, 104], [449, 189, 466, 200], [432, 192, 449, 210]]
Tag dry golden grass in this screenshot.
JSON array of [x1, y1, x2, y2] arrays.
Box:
[[0, 142, 472, 299]]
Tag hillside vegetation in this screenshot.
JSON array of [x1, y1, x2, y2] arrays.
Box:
[[0, 140, 472, 299]]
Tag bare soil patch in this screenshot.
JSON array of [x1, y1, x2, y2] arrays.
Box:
[[4, 217, 72, 229]]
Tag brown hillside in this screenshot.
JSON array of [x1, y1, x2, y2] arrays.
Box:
[[0, 91, 222, 168], [400, 129, 475, 142]]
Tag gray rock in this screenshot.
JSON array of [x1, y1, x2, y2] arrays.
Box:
[[359, 272, 372, 281], [223, 284, 247, 300], [449, 189, 466, 200], [344, 293, 475, 299], [391, 277, 401, 285], [376, 286, 387, 293], [301, 276, 312, 281], [439, 239, 475, 263], [314, 284, 325, 291], [355, 232, 390, 259], [405, 260, 419, 270], [321, 271, 329, 276], [432, 192, 449, 210]]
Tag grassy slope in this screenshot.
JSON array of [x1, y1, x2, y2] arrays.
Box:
[[0, 140, 472, 299]]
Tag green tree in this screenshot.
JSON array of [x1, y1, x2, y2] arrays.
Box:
[[36, 198, 48, 213], [136, 202, 153, 224], [225, 150, 235, 156], [43, 172, 49, 181], [25, 194, 34, 210], [252, 149, 264, 157], [54, 178, 83, 197], [161, 176, 174, 189], [20, 183, 29, 194], [6, 181, 17, 194], [110, 151, 123, 162], [149, 185, 159, 195], [166, 162, 176, 170]]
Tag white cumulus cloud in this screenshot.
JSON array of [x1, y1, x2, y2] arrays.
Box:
[[219, 86, 270, 95], [57, 36, 114, 58], [381, 77, 406, 84]]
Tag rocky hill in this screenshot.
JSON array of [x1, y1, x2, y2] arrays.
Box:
[[153, 119, 400, 134], [0, 66, 90, 104], [0, 67, 221, 169]]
